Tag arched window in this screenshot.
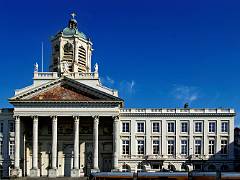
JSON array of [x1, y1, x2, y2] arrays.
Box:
[[122, 164, 131, 172], [208, 164, 216, 171], [78, 46, 86, 72], [63, 42, 73, 72]]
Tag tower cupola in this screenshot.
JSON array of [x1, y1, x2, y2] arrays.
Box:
[[50, 13, 93, 75]]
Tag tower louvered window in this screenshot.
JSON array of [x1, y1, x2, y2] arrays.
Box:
[[78, 46, 86, 72], [63, 42, 73, 71]]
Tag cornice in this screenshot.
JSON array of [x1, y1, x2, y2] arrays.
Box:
[[120, 113, 235, 117]]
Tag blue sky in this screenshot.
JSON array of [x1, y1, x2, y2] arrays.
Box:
[[1, 0, 240, 126]]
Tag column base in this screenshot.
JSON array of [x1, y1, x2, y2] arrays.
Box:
[[10, 168, 22, 177], [91, 168, 100, 173], [30, 168, 40, 177], [48, 168, 58, 178], [71, 168, 81, 177]]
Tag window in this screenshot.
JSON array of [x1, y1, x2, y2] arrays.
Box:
[[209, 140, 215, 155], [221, 122, 228, 133], [168, 122, 175, 132], [137, 140, 144, 154], [181, 122, 188, 133], [181, 140, 188, 155], [122, 122, 130, 132], [0, 122, 3, 133], [195, 140, 202, 154], [122, 140, 129, 155], [137, 123, 144, 133], [167, 140, 175, 155], [152, 122, 160, 132], [0, 141, 2, 155], [9, 141, 14, 156], [152, 140, 160, 154], [221, 139, 228, 154], [209, 122, 216, 133], [9, 122, 14, 132], [195, 122, 202, 133]]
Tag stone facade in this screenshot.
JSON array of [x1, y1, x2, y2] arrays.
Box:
[[0, 14, 236, 178]]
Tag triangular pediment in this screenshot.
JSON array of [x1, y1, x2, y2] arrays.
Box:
[[9, 77, 123, 103]]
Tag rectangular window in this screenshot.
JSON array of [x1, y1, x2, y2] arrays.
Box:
[[209, 122, 216, 133], [137, 140, 144, 154], [122, 140, 129, 155], [168, 122, 175, 132], [122, 122, 130, 132], [221, 139, 228, 154], [152, 140, 160, 154], [209, 140, 215, 155], [152, 122, 160, 133], [221, 122, 228, 133], [0, 141, 2, 155], [195, 140, 202, 154], [167, 140, 175, 155], [181, 122, 188, 133], [9, 141, 14, 156], [137, 123, 144, 133], [9, 122, 14, 132], [195, 122, 202, 133], [181, 140, 188, 155]]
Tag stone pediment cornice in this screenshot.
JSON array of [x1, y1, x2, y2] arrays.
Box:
[[9, 76, 123, 106]]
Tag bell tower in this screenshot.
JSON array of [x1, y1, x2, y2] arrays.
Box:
[[50, 13, 93, 75]]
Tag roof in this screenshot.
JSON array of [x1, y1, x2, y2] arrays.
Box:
[[62, 27, 87, 39]]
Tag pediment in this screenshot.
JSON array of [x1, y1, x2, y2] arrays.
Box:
[[9, 77, 123, 103]]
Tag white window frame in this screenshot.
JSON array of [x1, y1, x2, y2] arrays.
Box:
[[181, 122, 188, 133], [137, 140, 145, 154], [152, 122, 160, 133], [167, 139, 175, 155], [137, 122, 145, 133], [122, 122, 130, 133], [181, 139, 188, 155], [221, 139, 228, 155], [195, 122, 202, 133], [167, 122, 175, 133], [221, 122, 228, 133], [9, 141, 14, 156], [152, 140, 160, 154], [209, 122, 216, 133], [122, 140, 130, 155], [208, 139, 215, 155], [194, 139, 202, 155]]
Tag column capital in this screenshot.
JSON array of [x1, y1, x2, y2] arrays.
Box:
[[92, 115, 99, 123], [73, 116, 80, 122], [51, 116, 58, 121], [112, 116, 119, 122], [31, 115, 38, 121], [14, 115, 20, 120]]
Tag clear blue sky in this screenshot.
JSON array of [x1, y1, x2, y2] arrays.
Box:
[[1, 0, 240, 126]]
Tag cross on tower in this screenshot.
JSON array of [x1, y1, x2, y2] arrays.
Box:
[[71, 12, 76, 19]]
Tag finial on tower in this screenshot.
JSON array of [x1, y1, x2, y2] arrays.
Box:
[[71, 12, 77, 19], [34, 62, 38, 72]]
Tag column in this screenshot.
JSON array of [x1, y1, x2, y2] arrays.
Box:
[[30, 116, 40, 177], [175, 120, 180, 158], [71, 116, 80, 177], [161, 119, 167, 158], [48, 116, 58, 177], [92, 116, 99, 171], [113, 116, 119, 170], [11, 116, 22, 177]]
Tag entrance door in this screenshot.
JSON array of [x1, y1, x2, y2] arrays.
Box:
[[63, 145, 73, 176], [102, 158, 112, 172]]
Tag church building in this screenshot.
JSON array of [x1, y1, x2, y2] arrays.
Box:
[[0, 14, 235, 178]]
